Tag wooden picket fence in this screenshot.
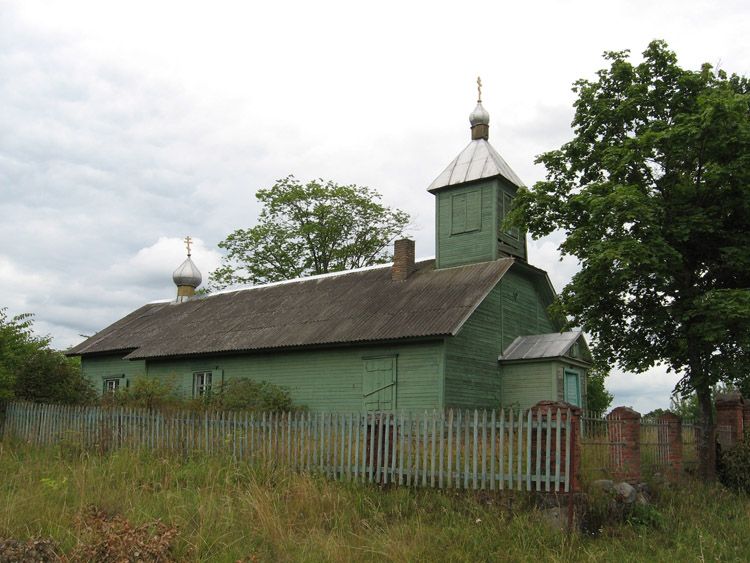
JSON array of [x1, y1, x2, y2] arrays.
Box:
[[1, 401, 575, 492]]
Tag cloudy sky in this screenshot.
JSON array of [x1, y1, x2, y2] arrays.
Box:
[[2, 0, 748, 412]]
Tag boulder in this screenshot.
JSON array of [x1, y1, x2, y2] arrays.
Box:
[[614, 481, 637, 503]]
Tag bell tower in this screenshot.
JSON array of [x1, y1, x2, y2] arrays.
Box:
[[428, 79, 527, 269]]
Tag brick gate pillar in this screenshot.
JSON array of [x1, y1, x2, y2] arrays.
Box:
[[607, 406, 641, 483], [659, 412, 683, 480], [715, 393, 744, 448]]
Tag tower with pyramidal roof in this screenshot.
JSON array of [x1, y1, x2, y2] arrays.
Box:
[[429, 77, 527, 268]]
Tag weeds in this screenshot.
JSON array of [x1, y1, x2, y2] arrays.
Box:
[[0, 444, 748, 561]]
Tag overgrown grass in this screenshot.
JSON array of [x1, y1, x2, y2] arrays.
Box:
[[0, 442, 748, 562]]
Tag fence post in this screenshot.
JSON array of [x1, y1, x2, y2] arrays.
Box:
[[743, 399, 750, 442], [530, 401, 582, 492], [715, 393, 744, 449], [659, 412, 682, 481], [608, 406, 641, 484]]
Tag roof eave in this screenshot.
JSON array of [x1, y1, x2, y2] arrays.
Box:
[[498, 356, 593, 368], [122, 334, 451, 361]]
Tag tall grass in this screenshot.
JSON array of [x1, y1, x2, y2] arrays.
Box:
[[0, 442, 748, 562]]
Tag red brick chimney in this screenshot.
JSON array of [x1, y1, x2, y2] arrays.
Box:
[[391, 239, 416, 281]]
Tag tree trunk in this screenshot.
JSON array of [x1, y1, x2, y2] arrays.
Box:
[[696, 383, 716, 482]]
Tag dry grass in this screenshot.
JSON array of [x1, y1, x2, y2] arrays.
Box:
[[0, 441, 748, 562]]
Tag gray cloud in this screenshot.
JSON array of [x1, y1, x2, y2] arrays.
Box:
[[2, 0, 746, 415]]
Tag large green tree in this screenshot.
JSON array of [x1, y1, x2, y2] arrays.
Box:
[[209, 176, 411, 288], [511, 41, 750, 480]]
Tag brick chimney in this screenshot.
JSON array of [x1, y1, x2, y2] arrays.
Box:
[[391, 239, 416, 281]]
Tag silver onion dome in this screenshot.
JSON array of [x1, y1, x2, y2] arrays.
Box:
[[173, 256, 202, 288], [469, 101, 490, 127]]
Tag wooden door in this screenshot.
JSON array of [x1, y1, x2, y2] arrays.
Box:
[[564, 369, 581, 407], [362, 356, 396, 411]]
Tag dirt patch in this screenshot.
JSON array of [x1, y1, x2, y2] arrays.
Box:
[[0, 507, 179, 563]]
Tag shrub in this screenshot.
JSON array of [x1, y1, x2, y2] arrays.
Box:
[[110, 376, 180, 410], [15, 351, 97, 405], [718, 432, 750, 493], [211, 378, 299, 412]]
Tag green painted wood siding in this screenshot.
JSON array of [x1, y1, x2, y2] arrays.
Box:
[[444, 265, 559, 409], [81, 355, 146, 392], [444, 279, 503, 409], [500, 269, 557, 351], [500, 362, 558, 410], [144, 341, 444, 412], [436, 180, 498, 268]]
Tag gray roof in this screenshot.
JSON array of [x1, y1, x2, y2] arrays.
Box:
[[501, 331, 586, 361], [427, 139, 525, 192], [68, 258, 515, 360]]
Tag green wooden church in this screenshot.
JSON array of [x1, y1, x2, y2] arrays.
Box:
[[68, 93, 592, 412]]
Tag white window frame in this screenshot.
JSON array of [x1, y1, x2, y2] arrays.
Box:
[[193, 371, 213, 397], [103, 378, 120, 394]]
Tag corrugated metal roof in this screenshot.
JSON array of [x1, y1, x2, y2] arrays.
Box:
[[501, 331, 584, 361], [427, 139, 525, 192], [68, 258, 515, 360]]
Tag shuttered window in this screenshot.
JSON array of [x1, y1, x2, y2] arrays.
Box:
[[451, 191, 481, 234]]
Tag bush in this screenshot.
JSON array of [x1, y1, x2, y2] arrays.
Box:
[[110, 376, 180, 410], [718, 432, 750, 493], [211, 378, 299, 412], [14, 351, 97, 405]]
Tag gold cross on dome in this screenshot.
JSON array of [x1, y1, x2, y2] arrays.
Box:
[[184, 235, 193, 256], [477, 76, 483, 102]]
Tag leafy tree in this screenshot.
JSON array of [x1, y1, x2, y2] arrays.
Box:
[[510, 41, 750, 480], [209, 176, 411, 288], [0, 308, 94, 404]]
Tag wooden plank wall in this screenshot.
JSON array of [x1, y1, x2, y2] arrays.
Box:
[[2, 402, 573, 493]]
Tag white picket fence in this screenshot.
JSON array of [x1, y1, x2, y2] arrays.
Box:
[[2, 401, 575, 492]]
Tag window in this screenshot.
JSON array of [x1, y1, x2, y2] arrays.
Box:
[[502, 193, 520, 239], [451, 191, 481, 234], [193, 371, 212, 397], [569, 342, 580, 359], [103, 378, 120, 394]]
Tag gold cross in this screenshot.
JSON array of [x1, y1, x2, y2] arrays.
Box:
[[184, 235, 193, 256], [477, 76, 483, 102]]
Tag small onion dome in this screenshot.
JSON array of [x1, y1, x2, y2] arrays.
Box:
[[469, 101, 490, 127], [173, 256, 202, 288]]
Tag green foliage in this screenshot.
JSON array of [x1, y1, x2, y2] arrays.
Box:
[[718, 432, 750, 494], [510, 41, 750, 476], [14, 351, 96, 405], [209, 175, 411, 288], [110, 376, 179, 409], [586, 365, 613, 414], [0, 308, 95, 404], [210, 378, 299, 412], [669, 393, 702, 420], [0, 309, 46, 400]]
